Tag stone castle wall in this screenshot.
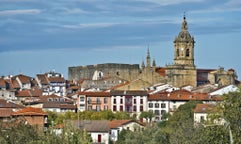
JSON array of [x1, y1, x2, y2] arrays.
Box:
[[68, 63, 140, 81]]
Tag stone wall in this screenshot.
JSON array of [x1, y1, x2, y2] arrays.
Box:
[[68, 63, 140, 81]]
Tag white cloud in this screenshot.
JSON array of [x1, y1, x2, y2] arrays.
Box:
[[136, 0, 204, 6], [63, 8, 91, 14], [62, 22, 118, 29], [0, 9, 42, 16]]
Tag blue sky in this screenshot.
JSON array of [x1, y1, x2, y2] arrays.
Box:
[[0, 0, 241, 80]]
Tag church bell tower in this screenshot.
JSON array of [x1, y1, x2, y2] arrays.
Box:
[[174, 16, 195, 66], [166, 15, 197, 87]]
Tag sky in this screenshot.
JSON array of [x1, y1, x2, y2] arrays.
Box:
[[0, 0, 241, 80]]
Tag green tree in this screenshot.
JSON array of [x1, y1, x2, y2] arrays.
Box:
[[139, 110, 155, 123], [221, 86, 241, 143]]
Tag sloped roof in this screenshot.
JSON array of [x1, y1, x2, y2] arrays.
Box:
[[109, 119, 144, 129], [0, 109, 13, 117], [78, 91, 110, 97], [194, 104, 216, 113], [72, 120, 110, 132], [36, 74, 49, 85], [0, 78, 6, 88], [48, 77, 65, 83], [148, 90, 222, 101], [156, 67, 166, 77], [0, 99, 24, 109], [110, 90, 148, 96], [16, 89, 42, 97], [15, 74, 31, 83], [12, 107, 47, 116], [43, 103, 76, 109]]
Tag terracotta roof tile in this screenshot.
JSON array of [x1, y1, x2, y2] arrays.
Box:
[[0, 99, 24, 108], [43, 103, 76, 109], [48, 77, 65, 83], [78, 91, 110, 97], [72, 120, 110, 132], [194, 104, 216, 113], [0, 78, 6, 88], [109, 119, 133, 129], [0, 109, 13, 117], [16, 89, 42, 97], [37, 74, 49, 85], [156, 67, 166, 77], [16, 74, 31, 83], [12, 107, 47, 116], [110, 90, 148, 96], [148, 90, 222, 101]]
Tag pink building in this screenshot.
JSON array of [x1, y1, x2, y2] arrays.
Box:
[[78, 92, 111, 111]]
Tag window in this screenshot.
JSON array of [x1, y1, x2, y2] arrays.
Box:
[[96, 98, 100, 104], [140, 106, 143, 112], [186, 48, 190, 57], [104, 105, 108, 110], [200, 116, 205, 123], [140, 99, 143, 104], [149, 103, 153, 108], [104, 98, 108, 104], [133, 99, 136, 104], [96, 106, 101, 111], [155, 103, 159, 108], [173, 105, 177, 111], [88, 98, 92, 104], [161, 103, 166, 108], [177, 49, 180, 57], [120, 98, 123, 104], [155, 110, 160, 115], [98, 134, 102, 143], [80, 97, 85, 102], [120, 106, 123, 111], [113, 98, 116, 104], [113, 106, 116, 111], [133, 106, 136, 112]]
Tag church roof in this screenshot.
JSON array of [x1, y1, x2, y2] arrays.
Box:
[[174, 16, 194, 43]]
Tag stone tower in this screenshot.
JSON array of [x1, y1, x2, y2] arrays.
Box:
[[166, 16, 197, 87]]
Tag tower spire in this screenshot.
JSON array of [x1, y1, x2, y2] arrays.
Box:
[[146, 46, 151, 68], [182, 12, 188, 31]]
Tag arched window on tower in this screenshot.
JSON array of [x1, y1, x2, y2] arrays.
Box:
[[177, 49, 180, 57], [186, 49, 190, 57]]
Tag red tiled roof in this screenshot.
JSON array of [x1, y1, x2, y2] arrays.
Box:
[[109, 119, 133, 129], [156, 67, 166, 77], [16, 89, 42, 97], [0, 78, 6, 88], [48, 77, 65, 83], [37, 74, 49, 85], [43, 103, 76, 109], [194, 104, 216, 113], [37, 95, 74, 103], [168, 90, 222, 101], [12, 79, 20, 89], [0, 109, 13, 117], [0, 99, 25, 109], [68, 85, 81, 90], [148, 90, 222, 101], [12, 107, 47, 116], [16, 74, 31, 84], [110, 90, 148, 96], [78, 91, 110, 97], [72, 120, 110, 132]]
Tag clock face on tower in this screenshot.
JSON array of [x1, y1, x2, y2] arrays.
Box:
[[181, 47, 184, 51]]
